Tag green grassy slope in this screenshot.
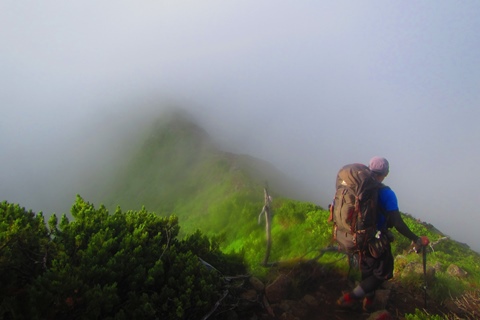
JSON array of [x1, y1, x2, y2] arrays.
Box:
[[96, 110, 480, 294], [99, 111, 294, 241]]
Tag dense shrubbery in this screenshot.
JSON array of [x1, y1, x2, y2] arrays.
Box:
[[0, 197, 245, 320], [2, 194, 480, 319], [0, 202, 51, 318]]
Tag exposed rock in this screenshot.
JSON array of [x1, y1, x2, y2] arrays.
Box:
[[432, 261, 443, 272], [374, 289, 391, 310], [284, 300, 308, 319], [222, 310, 240, 320], [400, 261, 436, 281], [367, 310, 394, 320], [236, 260, 455, 319], [279, 312, 299, 320], [262, 294, 275, 318], [302, 294, 318, 307], [265, 274, 292, 303], [249, 276, 265, 292], [447, 264, 468, 278], [443, 298, 463, 315], [277, 299, 295, 312], [313, 285, 329, 304], [380, 280, 394, 290], [270, 298, 310, 319], [241, 289, 258, 302]]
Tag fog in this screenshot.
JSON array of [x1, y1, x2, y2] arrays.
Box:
[[1, 2, 479, 252]]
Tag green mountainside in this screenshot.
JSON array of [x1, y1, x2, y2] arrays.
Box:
[[2, 110, 480, 319], [97, 111, 480, 315], [98, 111, 307, 240], [97, 114, 479, 281]]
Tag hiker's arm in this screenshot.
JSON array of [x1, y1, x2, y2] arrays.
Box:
[[387, 210, 419, 242]]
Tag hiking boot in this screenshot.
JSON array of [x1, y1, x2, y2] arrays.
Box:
[[336, 293, 360, 310], [362, 296, 375, 312]]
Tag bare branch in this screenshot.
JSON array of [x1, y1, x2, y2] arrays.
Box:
[[258, 187, 273, 266], [201, 289, 229, 320]]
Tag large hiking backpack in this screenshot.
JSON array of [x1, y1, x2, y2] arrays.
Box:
[[330, 163, 382, 254]]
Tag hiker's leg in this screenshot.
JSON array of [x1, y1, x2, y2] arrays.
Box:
[[356, 249, 394, 301], [337, 251, 389, 308], [352, 254, 384, 298], [341, 255, 379, 300], [358, 275, 383, 294], [372, 248, 394, 280]]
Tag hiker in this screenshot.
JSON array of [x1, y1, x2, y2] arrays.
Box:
[[336, 156, 430, 311]]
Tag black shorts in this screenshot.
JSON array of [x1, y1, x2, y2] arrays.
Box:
[[361, 245, 394, 281]]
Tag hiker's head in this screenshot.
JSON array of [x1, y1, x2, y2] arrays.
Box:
[[369, 156, 389, 180]]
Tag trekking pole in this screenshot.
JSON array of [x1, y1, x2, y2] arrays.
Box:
[[422, 245, 427, 308]]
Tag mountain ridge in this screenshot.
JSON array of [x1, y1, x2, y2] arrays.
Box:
[[92, 110, 311, 238], [93, 109, 478, 254], [3, 108, 479, 319]]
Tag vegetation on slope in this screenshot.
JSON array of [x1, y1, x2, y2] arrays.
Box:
[[2, 195, 480, 319], [97, 111, 296, 240], [3, 112, 480, 319], [0, 198, 245, 319]]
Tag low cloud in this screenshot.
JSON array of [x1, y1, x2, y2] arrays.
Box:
[[1, 1, 479, 251]]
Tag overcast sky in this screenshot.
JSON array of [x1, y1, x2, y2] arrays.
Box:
[[1, 1, 479, 252]]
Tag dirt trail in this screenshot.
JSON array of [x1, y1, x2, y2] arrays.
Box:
[[249, 260, 452, 320]]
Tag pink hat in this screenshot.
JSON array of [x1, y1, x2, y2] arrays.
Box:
[[369, 157, 389, 175]]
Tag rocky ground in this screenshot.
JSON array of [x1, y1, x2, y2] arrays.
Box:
[[217, 259, 465, 320]]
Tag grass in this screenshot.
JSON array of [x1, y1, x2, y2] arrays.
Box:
[[98, 112, 480, 309]]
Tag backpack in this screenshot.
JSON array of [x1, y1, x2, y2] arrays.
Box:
[[329, 163, 382, 254]]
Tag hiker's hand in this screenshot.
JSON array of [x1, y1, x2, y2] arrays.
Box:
[[418, 236, 429, 246], [412, 236, 429, 253]]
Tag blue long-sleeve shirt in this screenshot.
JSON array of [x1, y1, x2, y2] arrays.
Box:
[[377, 187, 398, 230], [377, 186, 418, 242]]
